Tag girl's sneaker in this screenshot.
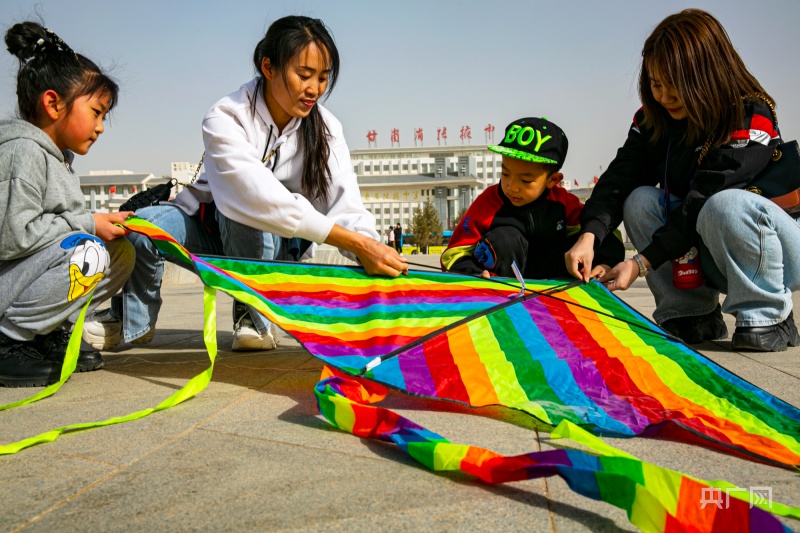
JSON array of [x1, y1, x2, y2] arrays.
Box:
[[35, 328, 105, 372]]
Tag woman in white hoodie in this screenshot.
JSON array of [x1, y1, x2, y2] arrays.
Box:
[[84, 16, 407, 352]]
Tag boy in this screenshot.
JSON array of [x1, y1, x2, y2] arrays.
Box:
[[441, 117, 624, 280]]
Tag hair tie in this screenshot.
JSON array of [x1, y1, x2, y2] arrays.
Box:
[[31, 28, 79, 60]]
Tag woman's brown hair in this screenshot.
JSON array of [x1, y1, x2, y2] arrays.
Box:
[[638, 9, 771, 149]]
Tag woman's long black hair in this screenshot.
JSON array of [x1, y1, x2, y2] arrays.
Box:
[[5, 21, 119, 123], [253, 16, 340, 204]]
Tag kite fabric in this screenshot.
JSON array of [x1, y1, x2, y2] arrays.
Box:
[[316, 365, 799, 532], [121, 217, 800, 471], [2, 216, 798, 532]]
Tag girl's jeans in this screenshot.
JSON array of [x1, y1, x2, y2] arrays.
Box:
[[623, 186, 800, 327]]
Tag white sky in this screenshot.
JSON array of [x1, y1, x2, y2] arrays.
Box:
[[2, 0, 798, 183]]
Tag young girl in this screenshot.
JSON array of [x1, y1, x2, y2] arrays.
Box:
[[565, 9, 800, 352], [0, 22, 135, 387], [84, 15, 407, 352]]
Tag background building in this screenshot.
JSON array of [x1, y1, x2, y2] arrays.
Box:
[[83, 152, 616, 244], [350, 144, 594, 241], [79, 170, 180, 213]]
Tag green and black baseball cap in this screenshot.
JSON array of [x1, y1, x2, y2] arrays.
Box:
[[488, 117, 568, 169]]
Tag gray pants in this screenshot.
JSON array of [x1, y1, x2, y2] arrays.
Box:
[[0, 233, 135, 341]]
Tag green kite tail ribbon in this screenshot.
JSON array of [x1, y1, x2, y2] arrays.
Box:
[[0, 286, 218, 454]]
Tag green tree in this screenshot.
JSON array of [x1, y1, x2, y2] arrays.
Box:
[[409, 202, 442, 254]]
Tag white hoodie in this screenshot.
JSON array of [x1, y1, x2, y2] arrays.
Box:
[[173, 78, 377, 260]]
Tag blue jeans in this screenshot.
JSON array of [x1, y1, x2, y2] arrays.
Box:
[[623, 186, 800, 327], [118, 204, 290, 342]]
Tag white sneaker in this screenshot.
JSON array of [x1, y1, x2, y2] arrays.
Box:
[[83, 308, 155, 350], [232, 315, 277, 351], [83, 308, 122, 350]]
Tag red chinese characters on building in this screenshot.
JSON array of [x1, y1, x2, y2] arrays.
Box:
[[437, 127, 448, 144], [366, 130, 378, 143], [484, 123, 495, 143], [390, 128, 400, 144], [459, 125, 472, 142], [415, 128, 423, 142]]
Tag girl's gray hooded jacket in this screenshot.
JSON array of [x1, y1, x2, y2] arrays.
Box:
[[0, 119, 95, 262]]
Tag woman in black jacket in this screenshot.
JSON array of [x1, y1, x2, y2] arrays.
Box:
[[565, 9, 800, 352]]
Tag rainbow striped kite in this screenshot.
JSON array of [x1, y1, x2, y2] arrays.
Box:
[[117, 217, 800, 531], [124, 217, 800, 469], [316, 366, 797, 532]]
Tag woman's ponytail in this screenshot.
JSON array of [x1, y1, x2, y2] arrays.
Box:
[[300, 103, 332, 204]]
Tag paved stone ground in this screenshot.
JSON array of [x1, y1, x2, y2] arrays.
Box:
[[2, 252, 799, 532]]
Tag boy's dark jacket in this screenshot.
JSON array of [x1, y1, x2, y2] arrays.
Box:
[[441, 184, 624, 278], [581, 98, 780, 269]]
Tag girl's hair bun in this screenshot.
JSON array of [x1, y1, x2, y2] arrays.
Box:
[[4, 20, 117, 123], [5, 21, 49, 62]]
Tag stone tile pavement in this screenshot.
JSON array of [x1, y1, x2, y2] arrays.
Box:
[[1, 252, 798, 532]]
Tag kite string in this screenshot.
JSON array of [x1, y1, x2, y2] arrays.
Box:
[[414, 260, 684, 344], [357, 272, 676, 376]]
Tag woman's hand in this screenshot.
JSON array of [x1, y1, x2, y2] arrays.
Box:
[[598, 258, 640, 292], [356, 238, 409, 277], [565, 233, 596, 282], [93, 211, 134, 243], [326, 225, 408, 277]]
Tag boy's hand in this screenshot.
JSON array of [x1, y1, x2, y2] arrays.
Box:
[[598, 259, 639, 292], [481, 270, 491, 279], [565, 233, 596, 282], [589, 264, 611, 280], [93, 211, 134, 243]]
